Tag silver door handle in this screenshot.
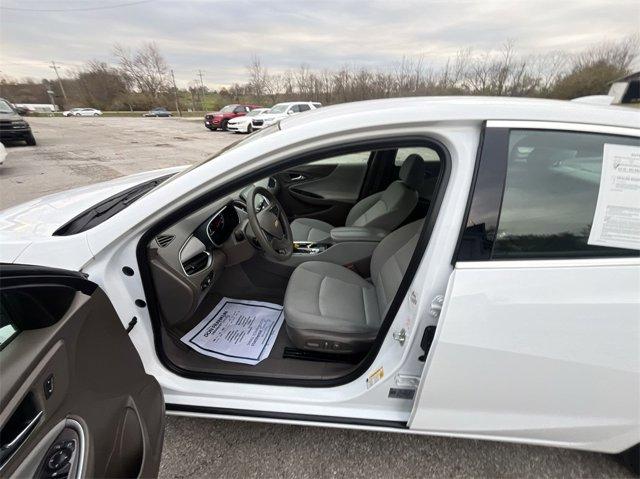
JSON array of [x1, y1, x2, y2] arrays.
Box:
[[0, 410, 43, 467], [290, 174, 306, 181]]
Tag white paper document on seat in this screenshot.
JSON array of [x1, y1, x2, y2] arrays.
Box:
[[181, 297, 284, 365]]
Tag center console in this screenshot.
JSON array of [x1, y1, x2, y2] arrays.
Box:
[[284, 226, 388, 270], [293, 241, 331, 255]]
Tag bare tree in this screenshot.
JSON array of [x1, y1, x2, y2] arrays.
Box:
[[113, 42, 169, 99], [76, 60, 128, 109], [246, 54, 269, 99]]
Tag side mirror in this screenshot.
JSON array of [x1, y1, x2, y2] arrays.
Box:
[[287, 110, 295, 115]]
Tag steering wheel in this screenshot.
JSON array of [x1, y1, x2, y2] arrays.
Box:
[[246, 186, 293, 261]]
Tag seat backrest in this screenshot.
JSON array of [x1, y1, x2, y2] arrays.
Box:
[[370, 219, 424, 317], [345, 154, 425, 230]]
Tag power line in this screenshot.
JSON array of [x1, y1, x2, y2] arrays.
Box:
[[0, 0, 152, 12]]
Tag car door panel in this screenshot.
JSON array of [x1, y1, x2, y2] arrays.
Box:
[[410, 262, 640, 452], [274, 161, 368, 226], [0, 265, 164, 478]]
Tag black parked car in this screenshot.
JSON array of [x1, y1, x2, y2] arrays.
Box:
[[0, 98, 36, 146], [143, 107, 172, 117]]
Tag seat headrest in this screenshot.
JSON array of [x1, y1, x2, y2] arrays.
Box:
[[399, 154, 425, 190]]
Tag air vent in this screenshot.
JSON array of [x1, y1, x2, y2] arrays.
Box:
[[182, 252, 210, 275], [156, 234, 175, 247]]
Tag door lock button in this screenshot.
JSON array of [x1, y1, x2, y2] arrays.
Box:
[[44, 374, 54, 399]]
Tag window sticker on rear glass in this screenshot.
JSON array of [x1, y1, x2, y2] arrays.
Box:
[[588, 144, 640, 250]]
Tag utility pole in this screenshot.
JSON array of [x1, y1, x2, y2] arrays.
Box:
[[170, 69, 182, 117], [197, 70, 206, 111], [189, 87, 196, 112], [49, 61, 68, 104]]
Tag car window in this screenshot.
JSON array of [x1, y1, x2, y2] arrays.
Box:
[[493, 130, 640, 259], [289, 105, 300, 113], [298, 104, 311, 112], [0, 99, 15, 113], [269, 104, 288, 114], [395, 146, 441, 165], [0, 295, 19, 350], [311, 151, 371, 166]]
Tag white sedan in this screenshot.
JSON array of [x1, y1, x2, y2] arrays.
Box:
[[63, 107, 103, 117], [251, 101, 321, 130], [0, 97, 638, 477], [227, 108, 270, 133]]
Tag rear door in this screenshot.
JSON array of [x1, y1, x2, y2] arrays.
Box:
[[273, 151, 372, 226], [0, 264, 165, 478], [410, 122, 640, 452]]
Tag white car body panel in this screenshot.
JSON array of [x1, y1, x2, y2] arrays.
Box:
[[227, 108, 270, 132], [0, 166, 185, 266], [411, 258, 640, 453], [1, 97, 639, 454], [63, 108, 102, 116]]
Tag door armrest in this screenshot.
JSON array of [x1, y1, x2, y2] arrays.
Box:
[[330, 226, 387, 243]]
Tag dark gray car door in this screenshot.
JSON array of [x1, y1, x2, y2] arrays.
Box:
[[273, 152, 371, 226], [0, 264, 164, 478]]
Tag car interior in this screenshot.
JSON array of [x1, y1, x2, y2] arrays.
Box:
[[142, 143, 444, 384]]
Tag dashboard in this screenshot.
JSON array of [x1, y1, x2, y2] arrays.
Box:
[[203, 203, 240, 247], [146, 192, 253, 325], [146, 179, 279, 326]]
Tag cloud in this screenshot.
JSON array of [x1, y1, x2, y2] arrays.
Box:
[[1, 0, 637, 87]]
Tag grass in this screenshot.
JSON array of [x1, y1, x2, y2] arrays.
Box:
[[28, 110, 208, 118]]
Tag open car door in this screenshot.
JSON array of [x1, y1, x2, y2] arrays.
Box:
[[0, 265, 164, 478]]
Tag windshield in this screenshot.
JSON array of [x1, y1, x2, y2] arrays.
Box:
[[162, 123, 280, 185], [247, 109, 265, 117], [220, 105, 237, 113], [268, 104, 288, 114], [0, 99, 15, 113]]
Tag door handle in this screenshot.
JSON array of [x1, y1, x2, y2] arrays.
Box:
[[0, 410, 43, 467], [289, 174, 306, 182]]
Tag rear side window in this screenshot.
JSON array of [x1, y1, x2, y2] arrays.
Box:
[[494, 130, 639, 259], [457, 127, 640, 261]]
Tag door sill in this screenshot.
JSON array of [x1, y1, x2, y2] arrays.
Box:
[[165, 404, 406, 429]]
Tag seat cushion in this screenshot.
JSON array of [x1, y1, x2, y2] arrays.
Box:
[[290, 218, 334, 242], [284, 262, 381, 347]]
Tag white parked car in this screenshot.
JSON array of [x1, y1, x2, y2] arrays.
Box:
[[0, 97, 638, 477], [0, 142, 6, 166], [63, 107, 103, 117], [227, 108, 270, 133], [251, 101, 321, 130]]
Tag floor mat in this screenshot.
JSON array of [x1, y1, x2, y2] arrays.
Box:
[[180, 297, 284, 365]]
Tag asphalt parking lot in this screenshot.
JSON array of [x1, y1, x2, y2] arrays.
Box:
[[0, 118, 633, 478]]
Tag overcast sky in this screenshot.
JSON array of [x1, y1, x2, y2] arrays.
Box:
[[1, 0, 638, 88]]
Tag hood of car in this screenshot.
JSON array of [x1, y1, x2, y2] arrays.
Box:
[[254, 114, 284, 122], [0, 166, 186, 245], [0, 111, 22, 121], [228, 116, 250, 124]]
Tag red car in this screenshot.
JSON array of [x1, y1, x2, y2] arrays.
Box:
[[204, 104, 262, 131]]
